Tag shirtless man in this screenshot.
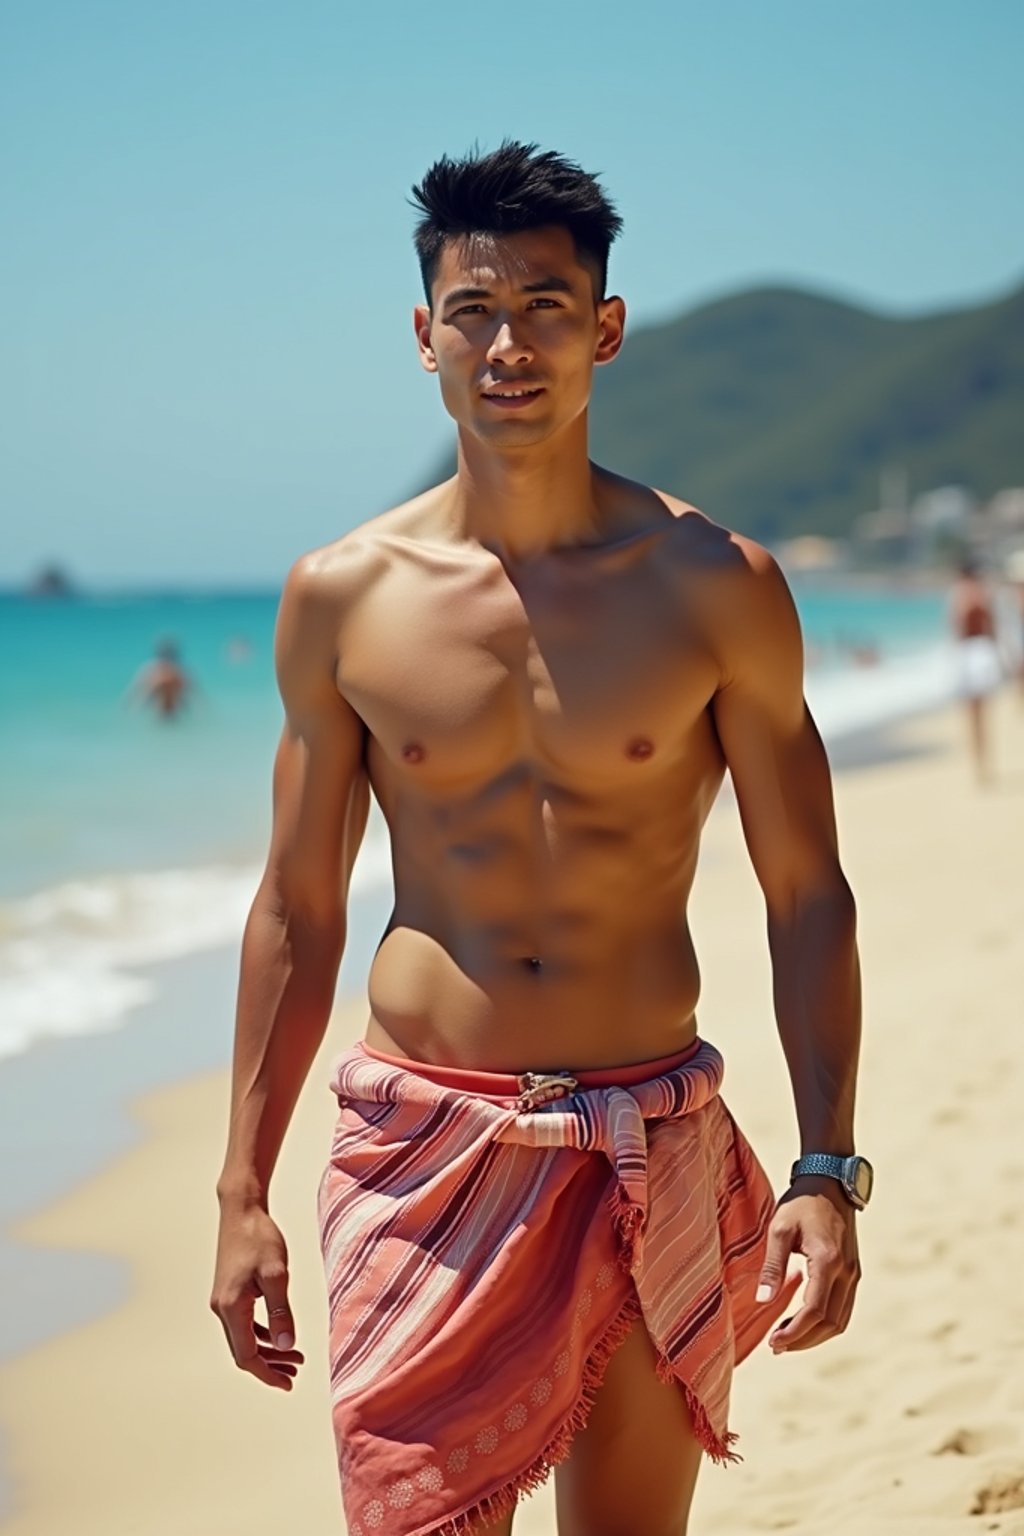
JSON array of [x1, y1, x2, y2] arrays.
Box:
[[212, 141, 867, 1536]]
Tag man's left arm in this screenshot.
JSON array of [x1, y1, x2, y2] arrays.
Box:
[[710, 541, 862, 1354]]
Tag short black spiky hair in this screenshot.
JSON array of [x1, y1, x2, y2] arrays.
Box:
[[410, 139, 623, 307]]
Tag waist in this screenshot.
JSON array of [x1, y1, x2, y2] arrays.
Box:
[[356, 1037, 702, 1105]]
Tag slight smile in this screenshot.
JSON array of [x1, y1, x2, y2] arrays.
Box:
[[480, 386, 545, 409]]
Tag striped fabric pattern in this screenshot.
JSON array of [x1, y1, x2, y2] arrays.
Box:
[[318, 1039, 798, 1536]]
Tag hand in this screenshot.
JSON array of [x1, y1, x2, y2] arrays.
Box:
[[210, 1202, 305, 1391], [757, 1175, 861, 1353]]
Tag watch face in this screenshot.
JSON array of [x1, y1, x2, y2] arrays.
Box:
[[849, 1156, 873, 1204]]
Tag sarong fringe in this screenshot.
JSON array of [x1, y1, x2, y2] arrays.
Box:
[[430, 1291, 642, 1536], [654, 1352, 741, 1465]]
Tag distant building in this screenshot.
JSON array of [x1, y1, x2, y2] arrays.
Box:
[[850, 507, 915, 566], [774, 535, 848, 575]]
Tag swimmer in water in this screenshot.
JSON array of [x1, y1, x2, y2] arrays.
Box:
[[126, 638, 195, 721]]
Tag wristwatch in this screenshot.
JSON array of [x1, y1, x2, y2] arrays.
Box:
[[790, 1153, 874, 1210]]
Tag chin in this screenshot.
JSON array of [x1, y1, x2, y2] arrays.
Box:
[[471, 409, 558, 442]]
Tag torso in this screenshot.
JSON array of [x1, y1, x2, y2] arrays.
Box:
[[952, 579, 995, 640], [144, 663, 188, 717], [329, 471, 743, 1071]]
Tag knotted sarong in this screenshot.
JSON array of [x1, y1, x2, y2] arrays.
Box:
[[318, 1038, 798, 1536]]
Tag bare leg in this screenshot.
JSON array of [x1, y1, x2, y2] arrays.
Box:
[[554, 1314, 703, 1536], [966, 697, 990, 783]]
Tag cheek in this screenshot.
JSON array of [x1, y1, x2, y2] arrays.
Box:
[[433, 347, 475, 410]]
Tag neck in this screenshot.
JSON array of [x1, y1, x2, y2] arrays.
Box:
[[446, 415, 608, 560]]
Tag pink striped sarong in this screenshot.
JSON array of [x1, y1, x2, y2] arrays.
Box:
[[318, 1037, 799, 1536]]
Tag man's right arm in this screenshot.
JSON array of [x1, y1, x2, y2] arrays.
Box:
[[211, 551, 369, 1389]]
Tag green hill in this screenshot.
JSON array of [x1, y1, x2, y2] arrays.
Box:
[[416, 277, 1024, 542]]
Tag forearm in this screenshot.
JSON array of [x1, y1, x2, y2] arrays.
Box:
[[767, 878, 861, 1154], [217, 888, 344, 1208]]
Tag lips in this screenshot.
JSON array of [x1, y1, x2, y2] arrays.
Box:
[[480, 384, 545, 407]]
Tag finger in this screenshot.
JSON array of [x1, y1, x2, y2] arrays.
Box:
[[254, 1322, 306, 1362], [237, 1340, 295, 1389], [756, 1217, 799, 1304], [218, 1296, 293, 1391], [777, 1281, 852, 1353], [773, 1261, 858, 1353], [770, 1263, 838, 1352], [259, 1268, 296, 1351]]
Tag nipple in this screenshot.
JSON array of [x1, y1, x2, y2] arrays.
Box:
[[626, 736, 654, 761], [401, 741, 426, 764]]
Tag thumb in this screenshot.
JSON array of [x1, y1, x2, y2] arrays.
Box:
[[260, 1269, 295, 1351], [756, 1217, 795, 1303]]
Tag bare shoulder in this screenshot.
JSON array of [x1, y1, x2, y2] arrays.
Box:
[[644, 487, 802, 681], [652, 488, 778, 584], [283, 482, 454, 610]]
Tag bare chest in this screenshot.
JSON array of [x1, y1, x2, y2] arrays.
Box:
[[338, 557, 719, 789]]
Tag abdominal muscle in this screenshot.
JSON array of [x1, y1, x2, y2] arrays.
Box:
[[363, 810, 707, 1073]]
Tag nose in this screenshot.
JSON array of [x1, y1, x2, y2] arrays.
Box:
[[486, 319, 533, 367]]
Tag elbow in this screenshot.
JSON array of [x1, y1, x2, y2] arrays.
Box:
[[765, 865, 857, 932], [250, 875, 347, 955]]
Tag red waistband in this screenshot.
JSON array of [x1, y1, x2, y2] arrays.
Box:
[[356, 1037, 702, 1099]]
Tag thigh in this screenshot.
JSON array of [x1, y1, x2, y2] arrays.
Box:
[[554, 1313, 703, 1536]]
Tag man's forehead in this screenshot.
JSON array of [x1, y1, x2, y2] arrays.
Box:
[[434, 228, 586, 296]]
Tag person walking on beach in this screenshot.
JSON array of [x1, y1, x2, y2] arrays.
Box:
[[950, 557, 1002, 784], [211, 141, 869, 1536]]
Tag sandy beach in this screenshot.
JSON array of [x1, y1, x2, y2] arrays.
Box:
[[2, 693, 1023, 1536]]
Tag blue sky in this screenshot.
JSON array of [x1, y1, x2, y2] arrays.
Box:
[[2, 0, 1022, 586]]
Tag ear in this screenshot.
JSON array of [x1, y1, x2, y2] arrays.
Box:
[[593, 295, 626, 367], [413, 304, 438, 374]]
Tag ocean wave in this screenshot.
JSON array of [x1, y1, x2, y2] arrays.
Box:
[[0, 823, 394, 1064], [807, 640, 960, 739]]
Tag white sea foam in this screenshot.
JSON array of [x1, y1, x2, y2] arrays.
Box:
[[807, 640, 961, 740], [0, 813, 394, 1064]]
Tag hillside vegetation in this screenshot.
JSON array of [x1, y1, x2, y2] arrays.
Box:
[[416, 278, 1024, 542]]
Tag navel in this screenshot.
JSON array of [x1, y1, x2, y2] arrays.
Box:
[[401, 741, 426, 765], [521, 955, 544, 974], [626, 736, 654, 761]]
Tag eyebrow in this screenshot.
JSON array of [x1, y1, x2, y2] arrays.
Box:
[[441, 275, 576, 309]]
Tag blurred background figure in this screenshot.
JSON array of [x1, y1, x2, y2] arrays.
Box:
[[126, 637, 195, 721], [1005, 549, 1024, 698], [949, 558, 1002, 783], [224, 634, 253, 664]]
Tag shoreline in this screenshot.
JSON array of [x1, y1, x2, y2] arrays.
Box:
[[3, 694, 1023, 1532]]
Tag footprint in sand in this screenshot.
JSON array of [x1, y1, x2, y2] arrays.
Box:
[[816, 1353, 865, 1380], [939, 1419, 1024, 1456], [926, 1319, 958, 1342], [970, 1470, 1024, 1516], [934, 1426, 999, 1456]]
